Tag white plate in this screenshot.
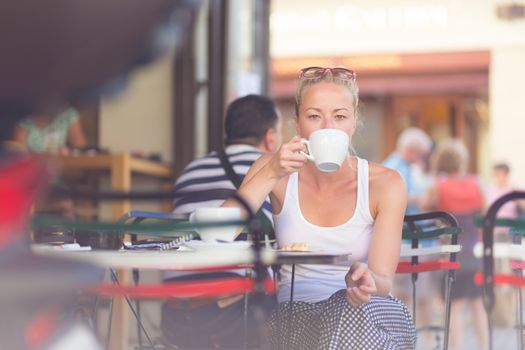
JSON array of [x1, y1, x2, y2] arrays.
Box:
[[182, 240, 252, 251]]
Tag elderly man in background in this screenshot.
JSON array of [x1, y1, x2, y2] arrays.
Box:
[[383, 127, 433, 214]]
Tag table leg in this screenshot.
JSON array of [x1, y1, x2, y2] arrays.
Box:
[[109, 155, 131, 350], [287, 264, 295, 349]]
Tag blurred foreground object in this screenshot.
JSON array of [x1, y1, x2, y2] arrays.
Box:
[[0, 0, 200, 347], [0, 0, 199, 144], [0, 158, 48, 247], [0, 157, 104, 349]]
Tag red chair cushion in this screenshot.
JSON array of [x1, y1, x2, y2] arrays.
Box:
[[474, 272, 525, 288], [90, 277, 276, 299], [396, 259, 460, 274]]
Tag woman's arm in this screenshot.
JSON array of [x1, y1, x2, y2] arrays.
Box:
[[345, 168, 407, 305], [67, 119, 87, 149], [222, 136, 307, 219], [367, 170, 407, 295]]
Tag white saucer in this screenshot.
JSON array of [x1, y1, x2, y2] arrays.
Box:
[[182, 240, 252, 251]]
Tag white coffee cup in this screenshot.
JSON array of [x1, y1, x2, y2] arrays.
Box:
[[300, 129, 350, 172], [189, 207, 241, 242]]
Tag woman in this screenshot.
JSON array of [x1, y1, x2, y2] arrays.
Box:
[[423, 139, 487, 350], [223, 67, 416, 349], [12, 107, 87, 154]]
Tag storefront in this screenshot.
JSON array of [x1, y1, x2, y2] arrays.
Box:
[[270, 0, 525, 180]]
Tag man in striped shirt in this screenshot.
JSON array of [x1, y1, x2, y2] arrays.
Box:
[[162, 94, 282, 349], [172, 94, 282, 221]]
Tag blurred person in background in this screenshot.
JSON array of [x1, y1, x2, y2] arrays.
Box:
[[11, 107, 87, 154], [383, 127, 438, 346], [383, 127, 433, 214], [162, 94, 282, 349], [172, 94, 282, 217], [423, 138, 487, 350], [486, 162, 525, 231]]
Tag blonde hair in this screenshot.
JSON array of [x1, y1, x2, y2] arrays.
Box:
[[294, 70, 359, 117], [432, 138, 469, 175]]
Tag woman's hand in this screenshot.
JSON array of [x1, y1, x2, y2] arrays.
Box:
[[268, 136, 308, 178], [345, 262, 377, 307]]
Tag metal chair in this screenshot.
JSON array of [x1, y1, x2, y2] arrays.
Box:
[[111, 210, 189, 350], [397, 211, 462, 350], [479, 191, 525, 350]]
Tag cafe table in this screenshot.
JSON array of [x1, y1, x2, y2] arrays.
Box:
[[32, 244, 351, 349], [45, 153, 174, 218]]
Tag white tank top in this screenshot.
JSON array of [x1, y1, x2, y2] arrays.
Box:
[[274, 157, 374, 303]]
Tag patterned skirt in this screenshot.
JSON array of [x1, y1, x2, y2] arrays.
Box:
[[266, 289, 416, 350]]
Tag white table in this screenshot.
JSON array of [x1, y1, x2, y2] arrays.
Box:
[[31, 245, 351, 270], [31, 245, 350, 349]]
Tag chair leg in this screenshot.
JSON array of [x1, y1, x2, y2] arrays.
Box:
[[109, 269, 156, 350], [133, 268, 144, 350], [411, 272, 417, 325], [512, 235, 524, 350], [516, 287, 524, 350], [274, 268, 282, 350], [135, 299, 144, 349], [443, 270, 455, 350], [488, 312, 494, 350], [242, 293, 248, 349], [287, 264, 296, 350], [105, 296, 113, 350]]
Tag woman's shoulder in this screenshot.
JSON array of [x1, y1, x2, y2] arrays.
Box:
[[367, 160, 405, 187], [368, 161, 407, 198], [366, 160, 407, 216]]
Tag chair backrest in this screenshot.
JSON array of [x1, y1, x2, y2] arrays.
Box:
[[479, 191, 525, 350], [397, 211, 462, 350], [399, 211, 461, 270], [481, 191, 525, 314]]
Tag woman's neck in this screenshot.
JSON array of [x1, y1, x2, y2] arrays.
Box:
[[302, 156, 356, 188]]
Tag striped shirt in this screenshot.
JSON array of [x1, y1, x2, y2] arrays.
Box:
[[173, 144, 272, 220]]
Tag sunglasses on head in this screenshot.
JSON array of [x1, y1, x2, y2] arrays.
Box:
[[299, 66, 356, 81]]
